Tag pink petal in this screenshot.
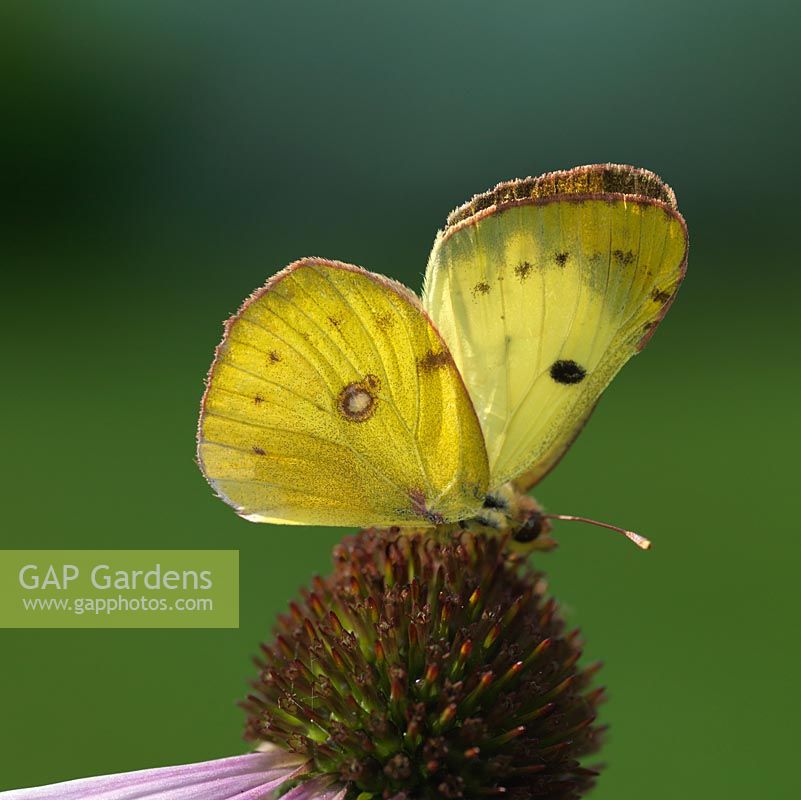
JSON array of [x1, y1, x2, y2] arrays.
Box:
[[279, 776, 348, 800], [0, 747, 307, 800]]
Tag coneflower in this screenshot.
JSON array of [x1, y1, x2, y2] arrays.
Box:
[[0, 529, 603, 800]]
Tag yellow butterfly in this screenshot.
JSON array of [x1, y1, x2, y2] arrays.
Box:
[[197, 164, 687, 546]]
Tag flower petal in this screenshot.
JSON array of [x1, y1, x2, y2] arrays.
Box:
[[0, 747, 307, 800], [279, 776, 347, 800]]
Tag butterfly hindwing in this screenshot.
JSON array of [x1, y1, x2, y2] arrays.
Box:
[[197, 258, 489, 526], [422, 164, 688, 490]]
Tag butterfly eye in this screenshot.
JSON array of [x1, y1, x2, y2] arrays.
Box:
[[513, 511, 544, 543]]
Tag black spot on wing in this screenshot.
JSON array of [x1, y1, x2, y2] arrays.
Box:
[[613, 249, 636, 265], [549, 359, 587, 384], [514, 261, 534, 281], [418, 349, 452, 372], [554, 252, 570, 267], [471, 281, 491, 298], [374, 312, 394, 330], [252, 446, 266, 456], [651, 287, 672, 304]]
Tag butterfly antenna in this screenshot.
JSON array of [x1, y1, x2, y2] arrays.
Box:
[[542, 514, 652, 550]]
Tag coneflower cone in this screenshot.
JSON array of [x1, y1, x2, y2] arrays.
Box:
[[244, 529, 604, 800]]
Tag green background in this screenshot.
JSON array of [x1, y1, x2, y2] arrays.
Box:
[[2, 1, 799, 796]]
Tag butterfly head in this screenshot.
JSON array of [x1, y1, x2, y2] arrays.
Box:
[[463, 483, 652, 554], [462, 484, 559, 553]]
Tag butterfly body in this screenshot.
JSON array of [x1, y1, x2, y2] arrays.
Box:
[[197, 164, 688, 539]]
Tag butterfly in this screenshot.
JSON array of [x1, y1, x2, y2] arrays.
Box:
[[197, 164, 688, 548]]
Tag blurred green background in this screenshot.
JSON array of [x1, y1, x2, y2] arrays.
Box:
[[2, 1, 799, 797]]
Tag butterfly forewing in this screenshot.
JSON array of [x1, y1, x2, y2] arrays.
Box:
[[423, 165, 688, 490], [198, 259, 489, 526]]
